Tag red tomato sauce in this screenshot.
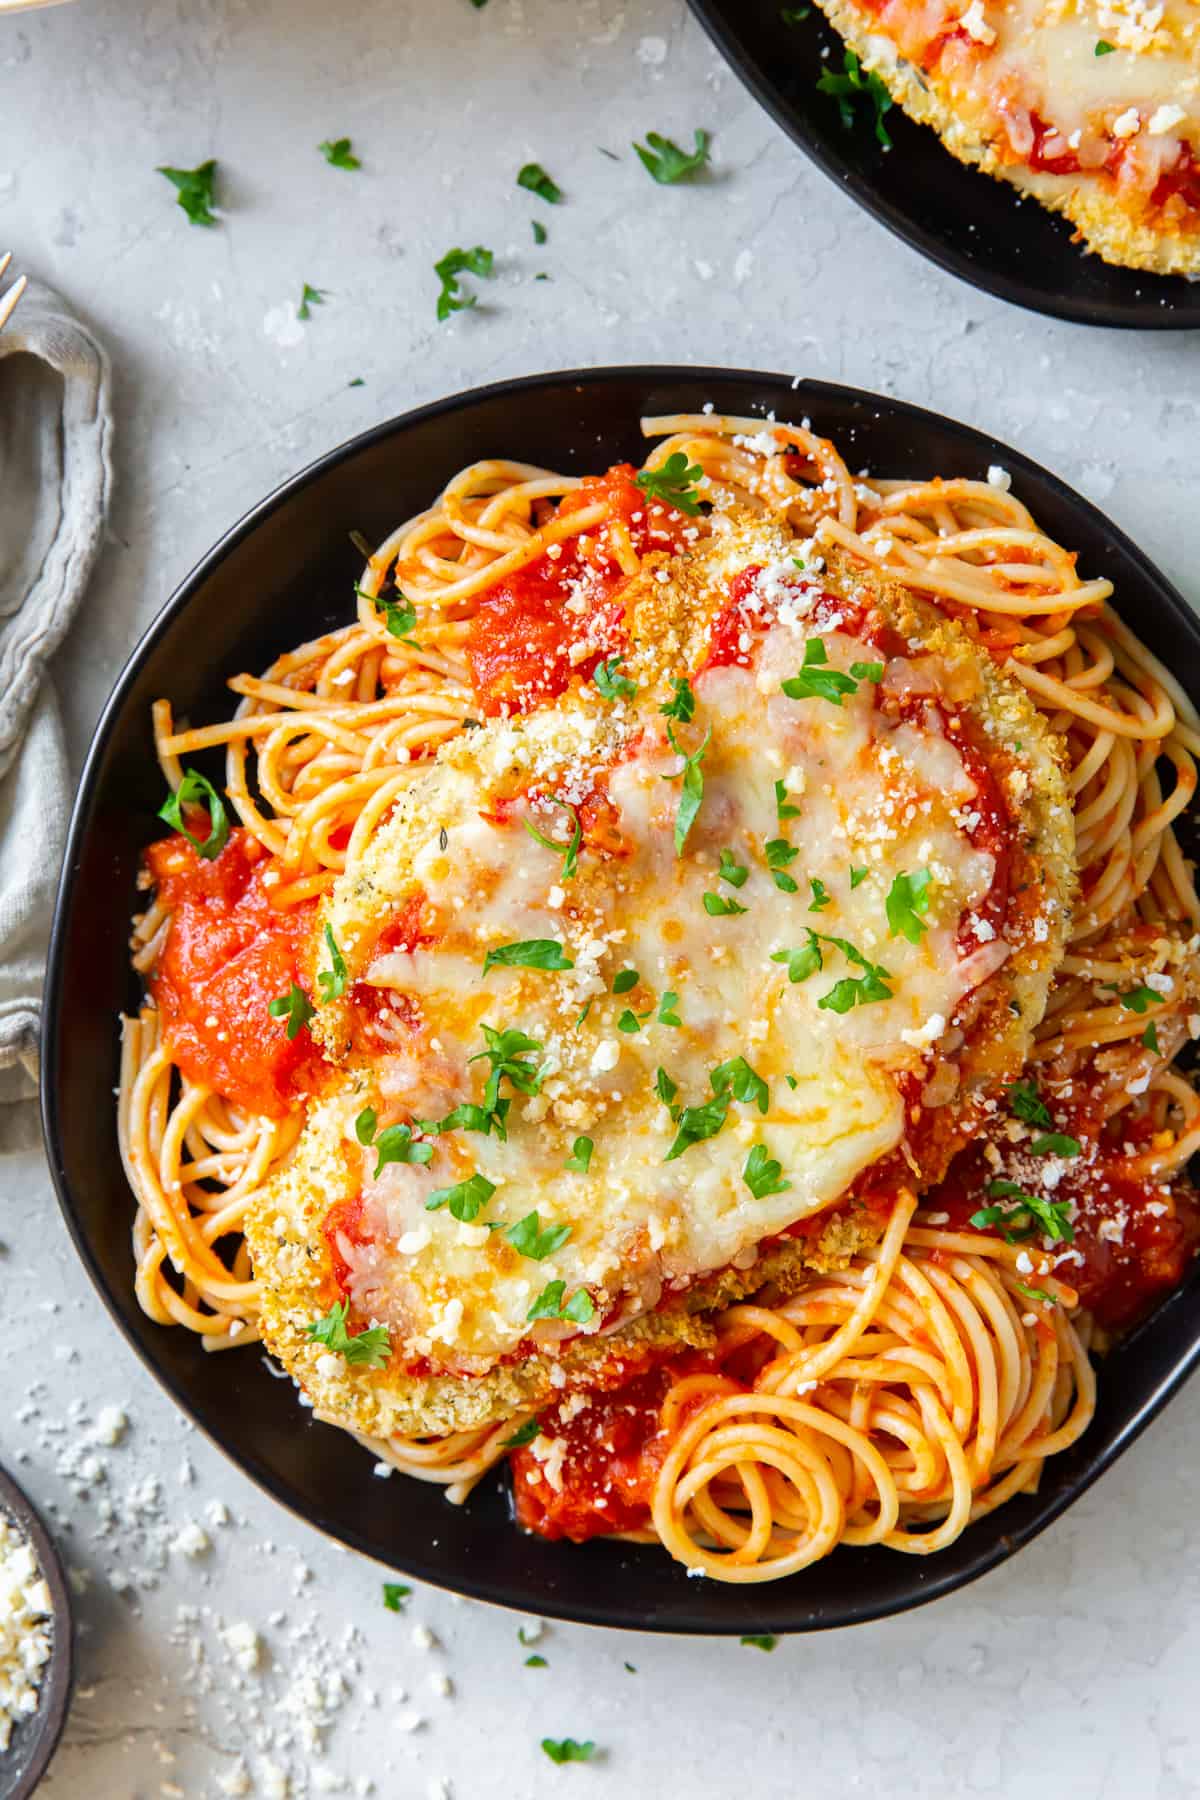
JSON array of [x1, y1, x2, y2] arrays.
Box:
[[145, 827, 324, 1117], [929, 1131, 1200, 1332], [1152, 143, 1200, 216], [324, 1195, 369, 1294], [465, 465, 687, 716]]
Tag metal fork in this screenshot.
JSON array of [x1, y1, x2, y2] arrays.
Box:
[[0, 253, 27, 331]]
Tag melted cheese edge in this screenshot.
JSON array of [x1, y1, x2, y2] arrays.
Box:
[[298, 561, 1016, 1374]]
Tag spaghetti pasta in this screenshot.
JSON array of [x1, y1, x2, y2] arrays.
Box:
[[119, 411, 1200, 1581]]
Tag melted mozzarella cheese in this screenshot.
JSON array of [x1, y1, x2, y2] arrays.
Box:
[[309, 550, 1016, 1375]]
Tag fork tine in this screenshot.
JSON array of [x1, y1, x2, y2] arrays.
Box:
[[0, 272, 26, 332]]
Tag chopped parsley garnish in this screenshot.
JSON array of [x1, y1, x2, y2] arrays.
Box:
[[617, 1008, 643, 1033], [305, 1299, 390, 1368], [817, 47, 894, 149], [371, 1123, 435, 1176], [506, 1210, 572, 1261], [319, 137, 361, 169], [743, 1145, 789, 1200], [658, 990, 682, 1026], [503, 1418, 542, 1448], [1095, 38, 1115, 53], [532, 219, 547, 244], [1029, 1132, 1082, 1158], [624, 1661, 637, 1673], [1016, 1283, 1055, 1304], [765, 838, 800, 893], [1143, 1022, 1161, 1053], [633, 127, 711, 184], [298, 283, 328, 321], [565, 1136, 594, 1173], [772, 929, 892, 1009], [318, 925, 348, 1001], [358, 585, 421, 646], [718, 848, 749, 888], [636, 451, 705, 516], [665, 1096, 728, 1161], [426, 1172, 497, 1223], [483, 938, 574, 975], [771, 935, 823, 985], [525, 1654, 549, 1668], [655, 1066, 681, 1117], [774, 779, 801, 822], [851, 660, 884, 683], [971, 1180, 1074, 1245], [1114, 984, 1160, 1014], [527, 1281, 594, 1324], [1007, 1078, 1053, 1128], [434, 245, 494, 321], [612, 968, 640, 994], [711, 1055, 769, 1114], [382, 1582, 411, 1610], [159, 767, 229, 860], [268, 982, 315, 1040], [518, 161, 563, 203], [593, 655, 637, 700], [660, 676, 697, 723], [740, 1634, 779, 1651], [885, 869, 932, 944], [523, 798, 582, 881], [780, 4, 811, 19], [809, 877, 832, 911], [418, 1098, 511, 1144], [157, 159, 218, 227], [849, 865, 868, 889], [704, 891, 748, 917], [355, 1107, 378, 1145], [781, 637, 863, 706], [664, 722, 712, 855], [470, 1024, 545, 1113], [541, 1739, 597, 1765]]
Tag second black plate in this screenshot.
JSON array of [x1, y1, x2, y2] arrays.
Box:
[[689, 0, 1200, 329]]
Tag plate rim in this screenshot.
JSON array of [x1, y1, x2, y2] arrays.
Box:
[[40, 362, 1200, 1633], [685, 0, 1200, 332]]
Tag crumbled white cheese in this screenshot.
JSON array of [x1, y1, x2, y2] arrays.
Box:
[[959, 0, 996, 43], [1147, 104, 1186, 135], [986, 465, 1011, 491], [1112, 107, 1141, 139], [0, 1515, 53, 1750]]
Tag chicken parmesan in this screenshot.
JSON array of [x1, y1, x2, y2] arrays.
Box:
[[815, 0, 1200, 275], [119, 410, 1200, 1584]]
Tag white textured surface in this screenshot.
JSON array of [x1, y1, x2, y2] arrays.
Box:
[[3, 1, 1200, 1795]]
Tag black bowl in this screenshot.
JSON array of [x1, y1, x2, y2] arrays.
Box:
[[0, 1464, 74, 1797], [688, 0, 1200, 330], [42, 366, 1200, 1634]]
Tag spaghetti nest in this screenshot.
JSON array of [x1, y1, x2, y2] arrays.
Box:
[[119, 412, 1200, 1580]]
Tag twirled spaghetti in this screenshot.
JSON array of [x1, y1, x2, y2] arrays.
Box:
[[119, 412, 1200, 1580]]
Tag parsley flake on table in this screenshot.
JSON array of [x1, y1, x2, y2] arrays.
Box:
[[433, 245, 494, 321], [506, 1210, 572, 1261], [517, 161, 563, 204], [319, 136, 361, 169], [817, 48, 894, 149], [885, 869, 931, 944], [781, 637, 865, 705], [636, 451, 706, 516], [298, 283, 329, 321], [523, 798, 582, 880], [483, 938, 574, 975], [743, 1145, 790, 1200], [317, 925, 348, 1002], [703, 891, 748, 917], [740, 1633, 779, 1650], [305, 1299, 391, 1368], [382, 1582, 411, 1610], [633, 128, 711, 184], [157, 158, 219, 226], [426, 1172, 498, 1223], [532, 219, 548, 244], [593, 655, 638, 700], [564, 1135, 594, 1173], [525, 1654, 549, 1667], [527, 1281, 594, 1324], [159, 767, 229, 860], [541, 1738, 597, 1765], [267, 982, 315, 1040]]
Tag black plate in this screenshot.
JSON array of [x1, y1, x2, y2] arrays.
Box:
[[688, 0, 1200, 329], [42, 366, 1200, 1634], [0, 1464, 74, 1798]]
